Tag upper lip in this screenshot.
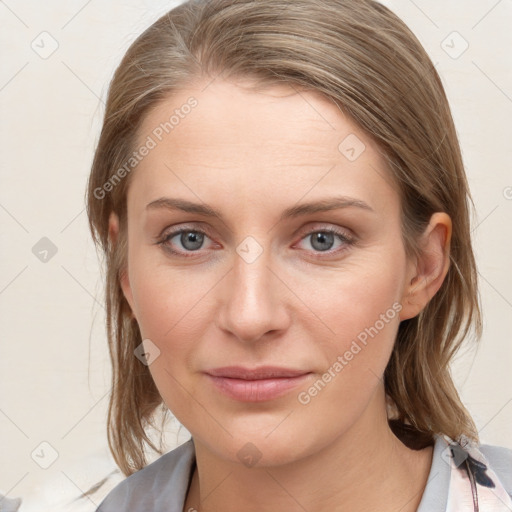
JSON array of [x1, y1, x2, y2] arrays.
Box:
[[205, 366, 310, 380]]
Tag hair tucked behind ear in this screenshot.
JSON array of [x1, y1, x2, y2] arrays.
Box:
[[87, 0, 481, 475]]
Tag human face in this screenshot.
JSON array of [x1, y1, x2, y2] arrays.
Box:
[[116, 77, 417, 467]]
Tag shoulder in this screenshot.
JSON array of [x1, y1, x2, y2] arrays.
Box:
[[96, 438, 196, 512], [479, 442, 512, 495]]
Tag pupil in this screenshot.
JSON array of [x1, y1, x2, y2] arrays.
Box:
[[182, 232, 203, 251], [312, 232, 334, 251]]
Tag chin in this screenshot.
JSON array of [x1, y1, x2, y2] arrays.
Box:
[[197, 416, 324, 469]]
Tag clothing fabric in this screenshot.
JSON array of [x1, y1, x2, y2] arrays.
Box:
[[96, 435, 512, 511]]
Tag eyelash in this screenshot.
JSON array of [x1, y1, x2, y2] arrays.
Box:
[[156, 225, 356, 259]]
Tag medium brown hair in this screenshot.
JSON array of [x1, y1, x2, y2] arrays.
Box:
[[86, 0, 482, 476]]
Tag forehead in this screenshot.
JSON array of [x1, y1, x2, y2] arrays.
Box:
[[128, 78, 398, 219], [138, 78, 369, 151]]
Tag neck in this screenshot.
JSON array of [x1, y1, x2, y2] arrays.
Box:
[[184, 389, 433, 512]]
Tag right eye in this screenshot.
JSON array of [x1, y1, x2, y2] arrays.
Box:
[[157, 227, 215, 256]]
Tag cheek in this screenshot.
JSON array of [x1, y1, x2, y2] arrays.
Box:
[[127, 235, 212, 336], [317, 247, 406, 347], [127, 261, 213, 426], [126, 246, 222, 383], [292, 268, 404, 444], [130, 269, 212, 369], [303, 246, 405, 396]]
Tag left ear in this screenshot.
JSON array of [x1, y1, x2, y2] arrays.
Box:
[[399, 212, 452, 321]]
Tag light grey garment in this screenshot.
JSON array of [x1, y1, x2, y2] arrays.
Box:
[[96, 435, 512, 511], [0, 495, 22, 512], [96, 439, 196, 512]]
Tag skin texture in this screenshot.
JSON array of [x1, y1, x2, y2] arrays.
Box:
[[109, 78, 452, 512]]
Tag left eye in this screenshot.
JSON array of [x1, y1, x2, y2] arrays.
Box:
[[298, 229, 353, 253]]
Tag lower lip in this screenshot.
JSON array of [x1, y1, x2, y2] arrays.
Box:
[[206, 374, 311, 402]]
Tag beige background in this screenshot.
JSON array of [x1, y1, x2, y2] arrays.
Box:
[[1, 0, 511, 510]]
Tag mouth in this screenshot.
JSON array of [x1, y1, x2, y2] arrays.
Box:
[[204, 366, 312, 402]]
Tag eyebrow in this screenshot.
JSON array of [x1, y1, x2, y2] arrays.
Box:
[[146, 196, 374, 222]]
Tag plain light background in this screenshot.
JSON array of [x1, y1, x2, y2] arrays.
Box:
[[1, 0, 511, 510]]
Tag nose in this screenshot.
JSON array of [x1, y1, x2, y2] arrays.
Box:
[[216, 241, 291, 343]]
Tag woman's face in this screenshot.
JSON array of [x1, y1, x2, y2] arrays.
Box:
[[113, 78, 424, 466]]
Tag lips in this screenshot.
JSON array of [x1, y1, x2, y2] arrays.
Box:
[[205, 366, 311, 402], [206, 366, 309, 379]]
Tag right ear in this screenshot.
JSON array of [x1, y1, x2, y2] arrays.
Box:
[[108, 212, 136, 319]]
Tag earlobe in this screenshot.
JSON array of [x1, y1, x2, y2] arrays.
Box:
[[108, 212, 137, 320], [399, 212, 452, 321], [120, 269, 136, 320]]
